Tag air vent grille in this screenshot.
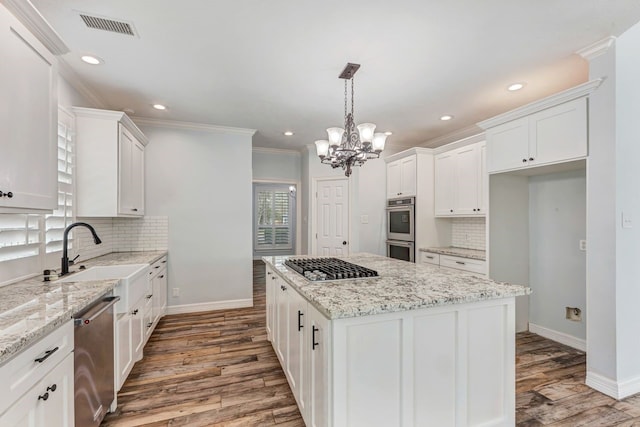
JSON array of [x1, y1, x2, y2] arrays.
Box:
[[80, 14, 136, 36]]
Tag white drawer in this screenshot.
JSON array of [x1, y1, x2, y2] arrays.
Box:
[[0, 320, 73, 415], [420, 252, 440, 266], [440, 255, 486, 275], [150, 256, 167, 279]]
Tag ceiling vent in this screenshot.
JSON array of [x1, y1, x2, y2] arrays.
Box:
[[79, 13, 137, 37]]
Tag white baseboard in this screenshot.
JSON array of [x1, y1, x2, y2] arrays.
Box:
[[528, 323, 586, 352], [166, 298, 253, 315], [586, 371, 640, 400]]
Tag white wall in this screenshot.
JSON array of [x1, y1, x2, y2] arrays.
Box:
[[141, 124, 254, 308], [252, 149, 301, 182], [528, 169, 586, 340]]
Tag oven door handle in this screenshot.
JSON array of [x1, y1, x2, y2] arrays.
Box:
[[386, 240, 414, 248]]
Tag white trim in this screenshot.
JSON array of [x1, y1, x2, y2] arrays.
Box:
[[1, 0, 69, 54], [384, 147, 434, 163], [432, 133, 486, 155], [166, 298, 253, 315], [528, 323, 586, 351], [421, 125, 485, 149], [577, 37, 616, 61], [253, 147, 301, 156], [57, 60, 109, 109], [133, 117, 256, 136], [477, 79, 604, 130], [586, 371, 640, 400], [310, 176, 351, 256], [72, 107, 149, 144]]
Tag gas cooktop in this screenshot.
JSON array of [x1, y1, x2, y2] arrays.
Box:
[[284, 258, 379, 282]]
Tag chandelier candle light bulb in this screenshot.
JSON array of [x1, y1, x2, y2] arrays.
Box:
[[314, 63, 387, 177]]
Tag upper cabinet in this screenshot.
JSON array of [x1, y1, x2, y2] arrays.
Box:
[[435, 141, 486, 217], [0, 4, 57, 212], [484, 97, 588, 174], [73, 108, 148, 217], [387, 155, 417, 198]]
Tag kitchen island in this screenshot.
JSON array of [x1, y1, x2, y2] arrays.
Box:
[[263, 253, 530, 427]]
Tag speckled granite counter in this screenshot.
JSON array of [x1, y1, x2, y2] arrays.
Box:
[[0, 251, 167, 365], [263, 253, 528, 319], [420, 246, 486, 261]]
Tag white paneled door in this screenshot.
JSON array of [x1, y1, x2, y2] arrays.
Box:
[[316, 178, 349, 256]]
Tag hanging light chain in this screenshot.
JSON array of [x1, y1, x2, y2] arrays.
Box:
[[344, 79, 348, 122], [351, 77, 355, 121]]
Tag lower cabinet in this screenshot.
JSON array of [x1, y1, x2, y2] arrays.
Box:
[[419, 251, 487, 275], [0, 323, 74, 427], [266, 266, 515, 427]]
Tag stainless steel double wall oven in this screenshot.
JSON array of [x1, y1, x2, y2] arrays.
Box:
[[386, 197, 415, 262]]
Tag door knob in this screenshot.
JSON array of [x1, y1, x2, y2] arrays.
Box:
[[342, 241, 347, 245]]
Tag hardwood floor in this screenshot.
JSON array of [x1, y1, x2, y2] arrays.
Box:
[[103, 261, 640, 426]]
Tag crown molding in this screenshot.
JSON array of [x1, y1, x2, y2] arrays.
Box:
[[384, 147, 434, 163], [252, 147, 301, 156], [57, 59, 109, 109], [432, 133, 486, 155], [1, 0, 69, 55], [132, 117, 256, 136], [420, 125, 484, 149], [72, 107, 148, 145], [577, 37, 616, 61], [477, 79, 604, 130]]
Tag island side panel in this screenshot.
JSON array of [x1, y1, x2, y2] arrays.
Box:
[[331, 297, 516, 427]]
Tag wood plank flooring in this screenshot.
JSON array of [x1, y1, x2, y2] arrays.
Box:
[[102, 261, 640, 426]]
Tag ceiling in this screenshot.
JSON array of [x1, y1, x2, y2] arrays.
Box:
[[32, 0, 640, 151]]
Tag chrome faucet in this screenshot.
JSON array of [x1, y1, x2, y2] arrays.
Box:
[[61, 222, 102, 276]]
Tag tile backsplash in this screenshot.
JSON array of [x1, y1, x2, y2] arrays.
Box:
[[74, 216, 168, 262], [451, 217, 486, 250]]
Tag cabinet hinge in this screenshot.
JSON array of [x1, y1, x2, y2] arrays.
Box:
[[316, 233, 318, 239]]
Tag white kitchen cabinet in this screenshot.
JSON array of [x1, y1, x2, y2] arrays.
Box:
[[266, 267, 277, 341], [486, 97, 587, 173], [0, 3, 57, 213], [435, 142, 486, 217], [145, 256, 168, 342], [287, 288, 308, 416], [308, 303, 330, 427], [115, 313, 133, 391], [275, 276, 289, 363], [0, 353, 74, 427], [386, 155, 416, 198], [0, 321, 74, 427], [73, 108, 148, 217], [420, 251, 486, 275]]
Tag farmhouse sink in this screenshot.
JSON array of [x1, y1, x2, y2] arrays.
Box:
[[56, 264, 149, 284], [56, 264, 150, 313]]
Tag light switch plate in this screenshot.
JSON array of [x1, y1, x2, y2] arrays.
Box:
[[579, 240, 587, 251], [360, 215, 369, 224]]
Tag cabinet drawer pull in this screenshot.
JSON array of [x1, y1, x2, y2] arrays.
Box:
[[298, 310, 304, 331], [47, 384, 57, 393], [271, 276, 276, 280], [38, 392, 49, 401], [159, 275, 165, 279], [34, 346, 59, 363], [426, 256, 434, 259], [312, 326, 319, 350], [455, 261, 466, 265], [146, 294, 153, 299], [132, 208, 138, 212], [162, 260, 167, 263], [155, 265, 160, 269]]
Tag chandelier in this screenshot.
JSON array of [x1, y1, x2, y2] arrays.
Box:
[[314, 63, 387, 177]]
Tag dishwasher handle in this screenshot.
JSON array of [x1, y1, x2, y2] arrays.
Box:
[[74, 296, 120, 326]]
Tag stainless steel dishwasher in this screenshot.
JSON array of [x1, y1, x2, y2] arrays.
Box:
[[74, 295, 120, 427]]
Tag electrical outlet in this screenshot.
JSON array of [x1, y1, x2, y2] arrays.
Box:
[[172, 288, 180, 297], [361, 215, 369, 224], [565, 307, 582, 321], [579, 240, 587, 251]]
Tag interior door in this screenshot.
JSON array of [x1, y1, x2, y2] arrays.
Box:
[[316, 178, 349, 256]]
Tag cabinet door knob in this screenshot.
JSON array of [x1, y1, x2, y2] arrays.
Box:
[[0, 191, 13, 198], [147, 322, 153, 328], [38, 392, 49, 401], [146, 294, 153, 299], [450, 209, 453, 213], [47, 384, 57, 393], [522, 158, 527, 163], [132, 309, 139, 315], [529, 157, 535, 161], [132, 208, 138, 212]]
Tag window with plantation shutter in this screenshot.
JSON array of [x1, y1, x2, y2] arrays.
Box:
[[46, 110, 75, 253], [255, 185, 293, 250], [0, 214, 40, 262]]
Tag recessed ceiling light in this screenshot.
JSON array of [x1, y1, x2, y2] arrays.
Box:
[[153, 104, 167, 110], [440, 115, 453, 121], [384, 131, 393, 136], [81, 55, 103, 65], [284, 131, 294, 136], [508, 82, 525, 91]]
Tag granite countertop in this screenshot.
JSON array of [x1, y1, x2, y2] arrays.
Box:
[[419, 246, 486, 261], [263, 253, 529, 320], [0, 250, 167, 365]]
